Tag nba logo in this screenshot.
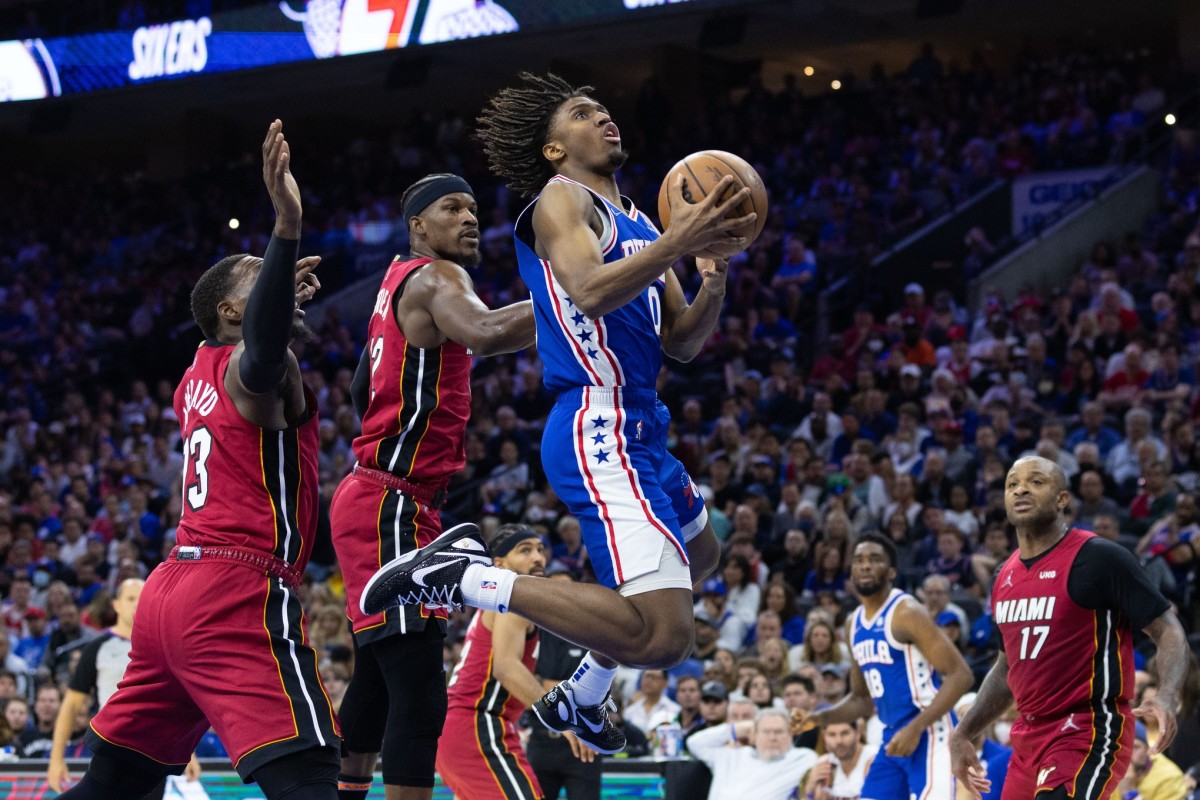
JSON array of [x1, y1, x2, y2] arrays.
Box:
[[481, 580, 497, 590], [635, 420, 644, 441]]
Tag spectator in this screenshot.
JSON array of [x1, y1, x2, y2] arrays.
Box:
[[1113, 721, 1191, 800], [1072, 468, 1123, 530], [918, 574, 968, 647], [1106, 407, 1166, 495], [1129, 460, 1178, 537], [685, 708, 818, 800], [19, 683, 60, 758], [14, 608, 50, 671], [789, 617, 850, 673], [722, 554, 763, 626], [0, 637, 30, 699], [758, 582, 806, 645], [695, 579, 748, 653], [766, 529, 812, 595], [624, 668, 680, 735], [674, 675, 705, 736], [927, 526, 982, 597], [801, 718, 878, 800]]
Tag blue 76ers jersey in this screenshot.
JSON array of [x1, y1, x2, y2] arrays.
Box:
[[515, 175, 666, 394], [850, 589, 942, 733]]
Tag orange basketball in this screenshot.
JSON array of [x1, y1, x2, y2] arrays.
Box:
[[656, 150, 768, 259]]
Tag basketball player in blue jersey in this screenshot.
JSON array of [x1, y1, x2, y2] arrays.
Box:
[[360, 72, 754, 754], [802, 533, 973, 799]]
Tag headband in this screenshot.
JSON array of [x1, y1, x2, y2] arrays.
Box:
[[402, 175, 474, 222], [491, 528, 541, 558]]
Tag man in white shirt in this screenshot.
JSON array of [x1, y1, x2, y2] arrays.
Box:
[[801, 719, 878, 799], [686, 708, 818, 800], [623, 669, 680, 735]]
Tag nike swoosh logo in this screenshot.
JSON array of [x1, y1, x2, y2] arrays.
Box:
[[577, 712, 606, 734], [413, 560, 455, 588]]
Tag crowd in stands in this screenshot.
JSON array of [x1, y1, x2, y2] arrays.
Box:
[[0, 35, 1199, 795]]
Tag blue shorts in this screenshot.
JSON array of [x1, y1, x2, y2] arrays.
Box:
[[541, 387, 707, 589], [860, 715, 956, 800]]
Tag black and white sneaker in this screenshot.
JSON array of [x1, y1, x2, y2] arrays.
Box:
[[532, 681, 626, 755], [360, 522, 492, 615]]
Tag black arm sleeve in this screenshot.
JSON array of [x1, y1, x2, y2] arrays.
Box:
[[350, 343, 371, 421], [1068, 538, 1172, 631], [68, 635, 103, 694], [239, 235, 299, 394]]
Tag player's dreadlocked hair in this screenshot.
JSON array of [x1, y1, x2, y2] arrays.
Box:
[[476, 72, 594, 199], [191, 253, 250, 339]]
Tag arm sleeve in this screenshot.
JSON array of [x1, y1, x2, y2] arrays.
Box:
[[1068, 538, 1172, 630], [350, 343, 371, 420], [239, 235, 300, 394], [68, 636, 102, 695]]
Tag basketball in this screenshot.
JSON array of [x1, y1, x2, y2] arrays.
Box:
[[656, 150, 769, 259]]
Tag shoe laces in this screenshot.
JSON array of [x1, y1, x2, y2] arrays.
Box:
[[399, 585, 461, 611]]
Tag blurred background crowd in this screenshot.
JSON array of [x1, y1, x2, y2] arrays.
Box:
[[1, 4, 1200, 795]]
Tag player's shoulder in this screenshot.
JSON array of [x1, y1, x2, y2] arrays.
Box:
[[1074, 532, 1137, 565]]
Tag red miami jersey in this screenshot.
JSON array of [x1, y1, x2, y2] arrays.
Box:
[[352, 257, 472, 485], [173, 342, 320, 569], [447, 610, 540, 725], [993, 528, 1134, 720]]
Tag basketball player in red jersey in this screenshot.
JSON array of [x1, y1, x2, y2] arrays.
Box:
[[331, 174, 534, 800], [436, 524, 593, 800], [57, 121, 342, 800], [951, 456, 1188, 799]]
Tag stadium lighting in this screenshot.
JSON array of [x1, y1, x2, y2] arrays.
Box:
[[831, 79, 842, 90], [228, 218, 240, 230], [1165, 113, 1176, 125], [804, 66, 814, 76]]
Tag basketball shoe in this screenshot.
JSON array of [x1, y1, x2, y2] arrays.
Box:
[[360, 522, 492, 615], [533, 681, 627, 755]]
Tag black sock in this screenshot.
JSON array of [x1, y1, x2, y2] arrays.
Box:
[[337, 773, 372, 800]]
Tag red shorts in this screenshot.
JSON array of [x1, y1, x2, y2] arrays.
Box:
[[331, 471, 447, 644], [436, 708, 543, 800], [1003, 708, 1132, 800], [89, 559, 341, 779]]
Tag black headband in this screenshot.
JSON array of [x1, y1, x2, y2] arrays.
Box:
[[491, 528, 541, 558], [403, 175, 474, 222]]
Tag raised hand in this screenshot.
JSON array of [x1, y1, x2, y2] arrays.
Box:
[[263, 119, 301, 239], [662, 174, 755, 259]]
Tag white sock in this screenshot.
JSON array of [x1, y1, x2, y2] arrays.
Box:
[[460, 564, 516, 613], [565, 653, 616, 707]]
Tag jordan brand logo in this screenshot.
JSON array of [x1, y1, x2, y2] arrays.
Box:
[[1037, 766, 1056, 785], [1002, 571, 1014, 589], [1061, 714, 1081, 732]]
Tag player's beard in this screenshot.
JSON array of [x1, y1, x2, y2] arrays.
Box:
[[606, 147, 629, 172], [1008, 502, 1060, 533], [290, 320, 315, 342], [460, 247, 482, 268], [852, 576, 887, 598]]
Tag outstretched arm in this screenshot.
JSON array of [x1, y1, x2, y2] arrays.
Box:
[[238, 120, 304, 394], [399, 260, 534, 356]]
